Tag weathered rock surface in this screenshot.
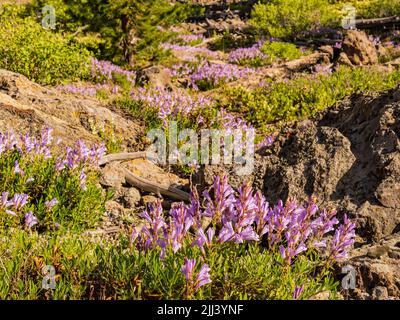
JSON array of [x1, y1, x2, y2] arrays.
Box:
[[0, 69, 141, 148], [342, 233, 400, 299], [341, 30, 379, 66], [259, 87, 400, 243]]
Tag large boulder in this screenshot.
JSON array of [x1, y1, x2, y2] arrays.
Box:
[[341, 30, 379, 66]]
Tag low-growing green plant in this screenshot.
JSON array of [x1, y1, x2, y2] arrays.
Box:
[[261, 41, 304, 62], [250, 0, 339, 39], [0, 14, 91, 85], [220, 66, 400, 129], [0, 128, 106, 231]]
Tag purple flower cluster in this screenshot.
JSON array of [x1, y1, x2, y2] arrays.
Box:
[[228, 42, 268, 65], [57, 83, 119, 97], [216, 109, 254, 132], [313, 64, 333, 75], [1, 192, 29, 216], [130, 87, 213, 126], [1, 127, 107, 226], [24, 211, 38, 228], [131, 175, 355, 266], [293, 285, 304, 300], [90, 58, 136, 84], [45, 198, 59, 209], [328, 214, 356, 261], [256, 134, 276, 150], [188, 62, 253, 90], [1, 128, 54, 159], [334, 42, 342, 49], [55, 139, 106, 172], [168, 63, 196, 78]]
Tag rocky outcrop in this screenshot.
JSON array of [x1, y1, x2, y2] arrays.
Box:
[[0, 69, 141, 148], [258, 87, 400, 243], [201, 86, 400, 245]]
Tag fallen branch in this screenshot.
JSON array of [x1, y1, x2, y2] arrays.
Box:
[[285, 52, 330, 72], [124, 169, 190, 202], [99, 152, 156, 166], [356, 16, 400, 30]]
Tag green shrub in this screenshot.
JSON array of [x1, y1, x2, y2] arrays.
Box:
[[26, 0, 204, 67], [261, 41, 304, 62], [250, 0, 339, 39], [0, 16, 91, 85]]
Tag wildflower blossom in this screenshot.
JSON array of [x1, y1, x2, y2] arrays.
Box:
[[176, 34, 204, 44], [10, 193, 29, 210], [130, 87, 213, 127], [24, 211, 38, 228], [293, 285, 304, 300], [161, 43, 222, 60], [228, 41, 268, 65], [328, 214, 356, 261], [79, 169, 87, 190], [131, 175, 355, 266], [256, 135, 276, 150], [1, 192, 11, 209], [314, 64, 333, 75], [45, 198, 59, 209], [188, 62, 253, 90], [13, 161, 25, 176], [181, 258, 212, 293]]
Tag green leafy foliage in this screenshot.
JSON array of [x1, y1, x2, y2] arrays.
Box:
[[0, 231, 338, 300], [0, 12, 91, 85], [250, 0, 339, 39], [261, 41, 304, 62], [26, 0, 204, 67], [220, 67, 400, 128]]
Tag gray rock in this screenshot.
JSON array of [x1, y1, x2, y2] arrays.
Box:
[[122, 187, 141, 208]]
